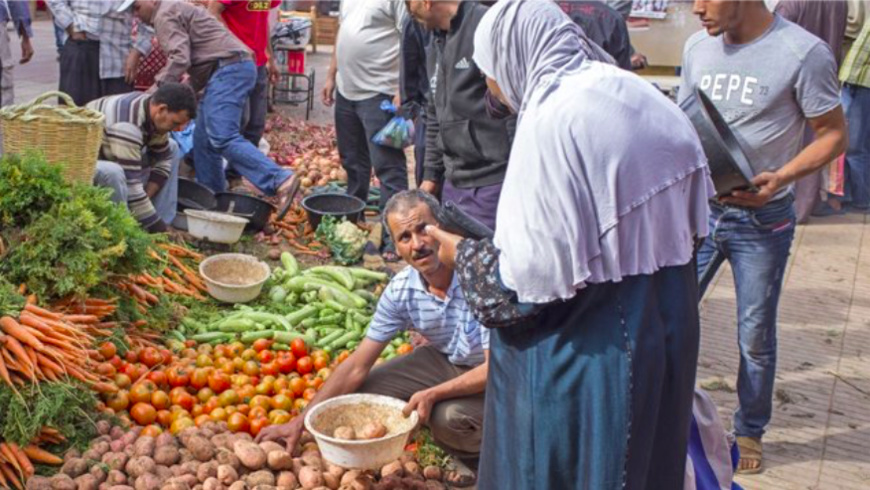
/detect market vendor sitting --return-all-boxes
[258,189,488,483]
[90,83,196,233]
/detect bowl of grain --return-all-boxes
[199,253,271,303]
[304,394,420,470]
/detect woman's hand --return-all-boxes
[424,225,463,270]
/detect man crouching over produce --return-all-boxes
[259,189,487,487]
[90,82,196,233]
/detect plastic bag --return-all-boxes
[372,100,415,149]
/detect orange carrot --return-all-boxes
[61,314,99,324]
[0,464,8,487]
[16,284,26,295]
[0,354,12,386]
[7,444,32,478]
[0,444,21,477]
[0,317,45,351]
[3,338,34,376]
[22,446,62,466]
[0,462,21,490]
[23,303,62,320]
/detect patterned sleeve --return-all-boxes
[103,122,166,232]
[455,238,545,328]
[365,281,410,343]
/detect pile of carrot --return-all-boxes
[124,243,208,308]
[0,429,64,489]
[272,206,330,258]
[0,304,102,388]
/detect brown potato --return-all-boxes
[357,423,387,440]
[332,426,355,440]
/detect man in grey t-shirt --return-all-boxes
[678,0,847,475]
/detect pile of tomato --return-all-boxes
[93,338,346,437]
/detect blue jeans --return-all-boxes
[840,84,870,209]
[696,196,796,438]
[194,60,292,195]
[242,65,269,146]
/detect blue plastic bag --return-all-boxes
[372,100,415,149]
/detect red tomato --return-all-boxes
[257,350,275,364]
[313,356,328,372]
[160,349,174,366]
[242,360,260,377]
[156,409,173,427]
[190,368,211,390]
[296,357,313,375]
[289,377,306,396]
[302,388,316,401]
[271,394,293,411]
[147,370,167,387]
[249,406,268,420]
[108,355,123,370]
[131,403,157,426]
[130,381,157,404]
[249,417,269,437]
[252,339,273,352]
[106,391,130,412]
[208,372,232,394]
[172,392,196,412]
[276,353,297,375]
[260,361,279,377]
[169,386,190,400]
[226,413,249,433]
[167,366,191,388]
[96,362,116,378]
[151,390,170,410]
[122,363,141,381]
[139,347,163,368]
[290,338,308,358]
[183,340,197,349]
[197,387,216,404]
[98,342,117,361]
[124,349,140,363]
[114,373,132,389]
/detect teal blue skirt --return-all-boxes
[478,263,700,490]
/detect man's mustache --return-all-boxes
[413,248,433,260]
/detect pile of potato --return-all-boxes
[25,422,447,490]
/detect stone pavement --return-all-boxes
[11,18,870,490]
[700,211,870,490]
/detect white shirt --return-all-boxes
[366,267,489,367]
[336,0,406,101]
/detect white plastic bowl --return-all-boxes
[198,253,270,303]
[185,209,248,244]
[304,394,419,470]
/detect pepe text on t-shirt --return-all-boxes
[678,14,841,196]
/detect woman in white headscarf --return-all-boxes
[424,0,715,488]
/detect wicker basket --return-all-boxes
[0,91,105,184]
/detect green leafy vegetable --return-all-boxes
[0,382,100,449]
[0,277,24,317]
[0,152,71,228]
[1,184,156,299]
[315,216,368,265]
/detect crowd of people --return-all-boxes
[0,0,868,489]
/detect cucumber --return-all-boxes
[348,268,388,283]
[273,331,316,346]
[328,331,362,350]
[317,330,346,347]
[241,330,276,343]
[270,286,287,304]
[217,318,256,333]
[281,251,300,277]
[191,332,233,343]
[182,317,208,333]
[285,305,318,326]
[309,266,355,290]
[324,300,348,313]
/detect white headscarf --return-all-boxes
[473,0,613,114]
[473,0,714,303]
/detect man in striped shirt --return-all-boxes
[259,190,487,485]
[90,83,197,232]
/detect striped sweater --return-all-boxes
[87,92,172,232]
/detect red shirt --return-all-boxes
[220,0,280,67]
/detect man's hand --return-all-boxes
[418,180,439,196]
[631,52,648,70]
[145,181,160,199]
[424,225,463,270]
[255,414,305,454]
[19,37,33,64]
[268,58,280,85]
[67,26,87,41]
[322,76,336,107]
[392,93,401,109]
[403,388,439,423]
[125,50,142,84]
[719,172,783,208]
